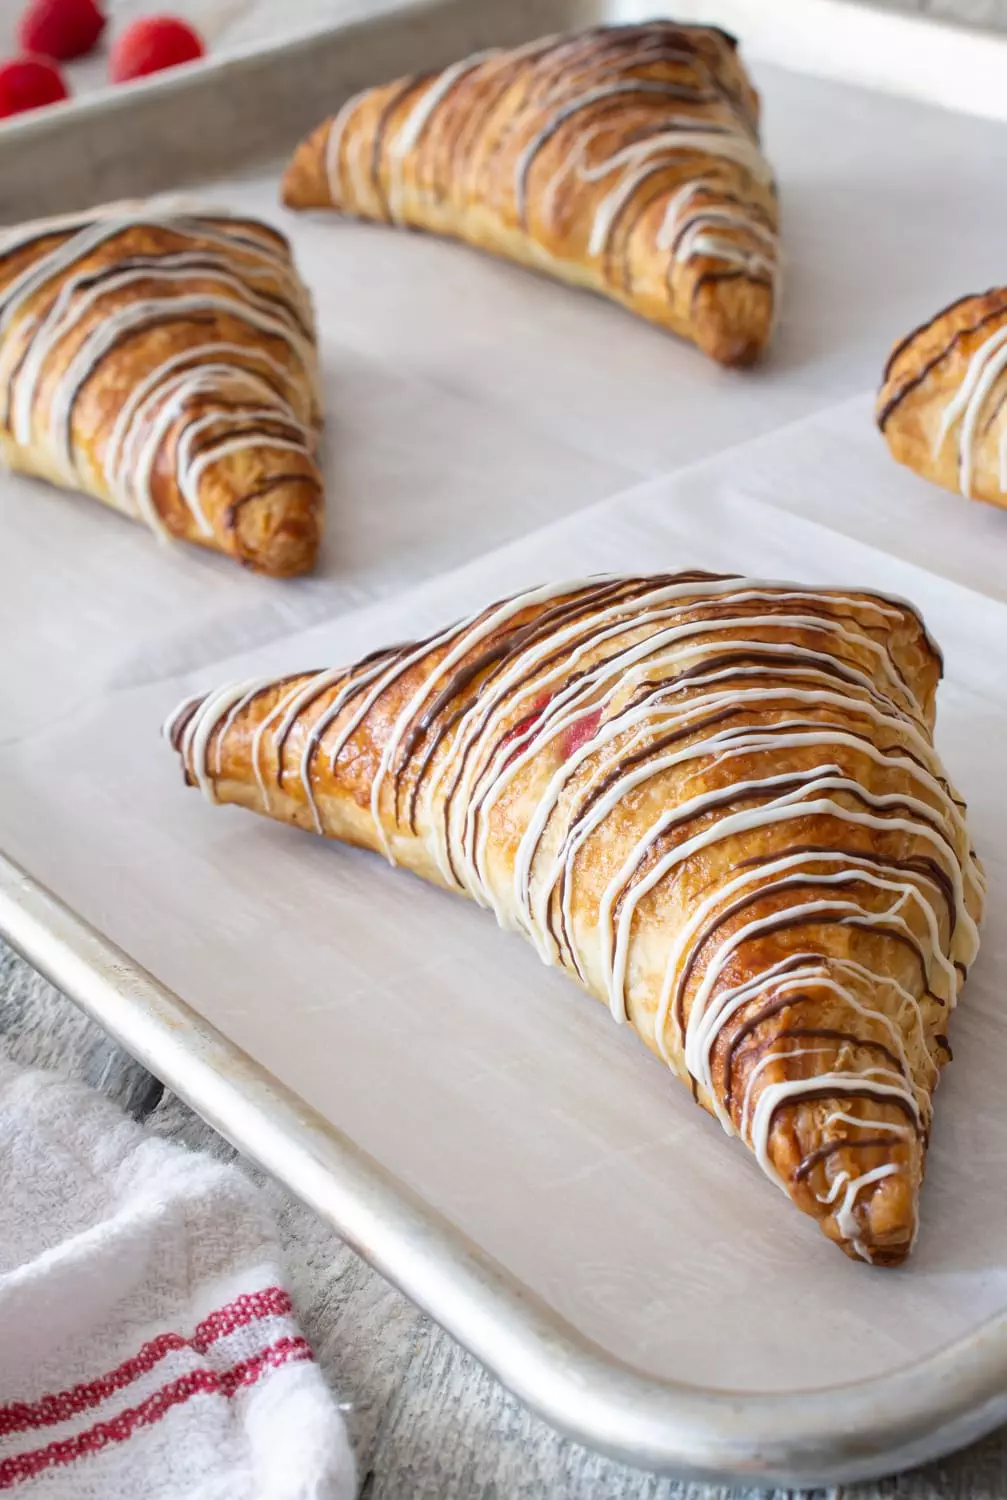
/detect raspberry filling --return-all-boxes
[498,697,603,769]
[559,706,603,760]
[499,693,551,768]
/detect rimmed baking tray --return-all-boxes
[3,0,1007,1484]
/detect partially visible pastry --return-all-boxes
[0,202,324,576]
[877,288,1007,512]
[282,22,780,367]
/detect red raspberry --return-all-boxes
[0,54,69,117]
[17,0,105,62]
[108,15,205,83]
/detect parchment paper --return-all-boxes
[2,58,1007,1394]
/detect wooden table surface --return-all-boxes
[3,1,1007,1494]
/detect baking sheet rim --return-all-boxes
[2,0,1007,151]
[3,848,1007,1486]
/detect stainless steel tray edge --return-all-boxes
[6,0,1007,224]
[3,846,1007,1487]
[0,0,606,223]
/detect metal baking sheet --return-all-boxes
[3,1,1007,1483]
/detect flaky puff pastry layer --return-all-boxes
[0,203,324,576]
[281,23,779,367]
[167,573,983,1264]
[877,288,1007,513]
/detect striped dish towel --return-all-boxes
[0,1058,355,1498]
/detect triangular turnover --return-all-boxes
[282,23,780,367]
[166,573,983,1262]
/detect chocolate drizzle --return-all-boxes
[793,1135,898,1184]
[737,844,958,932]
[512,77,728,221]
[877,295,1007,430]
[395,578,633,826]
[167,696,202,753]
[765,1082,919,1131]
[223,469,321,531]
[672,871,939,1041]
[881,290,992,381]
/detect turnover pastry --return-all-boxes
[282,23,780,367]
[166,572,982,1264]
[877,289,1007,512]
[0,203,324,576]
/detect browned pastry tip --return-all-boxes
[227,474,323,576]
[281,122,335,210]
[0,203,326,575]
[763,1073,921,1264]
[877,287,1007,513]
[691,270,774,367]
[167,573,983,1264]
[281,23,781,366]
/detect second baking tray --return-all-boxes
[3,0,1007,1484]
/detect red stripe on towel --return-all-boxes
[0,1336,312,1490]
[0,1287,295,1438]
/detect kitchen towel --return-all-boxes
[0,1056,356,1498]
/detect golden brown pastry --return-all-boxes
[877,289,1007,512]
[282,23,780,367]
[165,572,983,1264]
[0,202,324,576]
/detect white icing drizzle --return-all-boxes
[818,1170,851,1206]
[169,573,981,1253]
[691,963,932,1132]
[740,1045,844,1140]
[213,679,276,777]
[815,1158,909,1262]
[579,127,772,259]
[369,578,607,862]
[251,667,349,812]
[392,53,493,161]
[834,1163,902,1243]
[656,180,779,295]
[933,322,1007,498]
[821,1110,913,1140]
[0,208,317,541]
[506,31,778,284]
[384,52,496,223]
[163,692,204,749]
[175,679,268,802]
[749,1073,918,1191]
[325,91,368,202]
